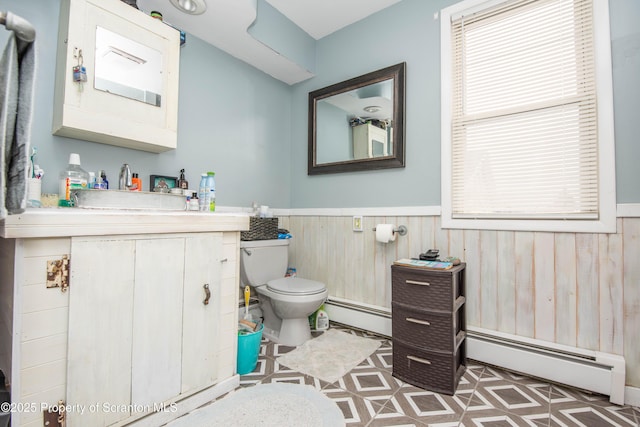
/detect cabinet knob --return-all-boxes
[220,258,228,263]
[203,283,211,305]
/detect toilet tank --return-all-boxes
[240,239,289,286]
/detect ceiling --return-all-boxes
[135,0,402,84]
[264,0,402,40]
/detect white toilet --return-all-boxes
[240,239,328,346]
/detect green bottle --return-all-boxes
[207,172,215,212]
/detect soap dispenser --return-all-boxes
[177,169,189,190]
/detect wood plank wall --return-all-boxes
[279,215,640,388]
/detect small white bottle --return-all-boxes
[189,192,199,211]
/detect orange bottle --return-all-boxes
[131,173,142,191]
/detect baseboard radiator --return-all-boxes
[324,299,626,405]
[467,327,626,405]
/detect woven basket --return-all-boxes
[241,217,279,241]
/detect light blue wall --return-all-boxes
[2,0,638,210]
[290,0,640,208]
[290,0,448,208]
[1,0,293,209]
[609,0,640,203]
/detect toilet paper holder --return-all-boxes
[372,225,407,236]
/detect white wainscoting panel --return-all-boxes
[280,213,640,389]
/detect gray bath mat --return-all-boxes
[276,328,382,384]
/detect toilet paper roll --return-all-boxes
[375,224,396,243]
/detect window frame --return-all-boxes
[440,0,616,233]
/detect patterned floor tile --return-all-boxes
[337,368,403,400]
[459,408,533,426]
[260,370,325,389]
[472,369,551,419]
[353,340,394,372]
[237,356,275,386]
[551,399,638,426]
[321,386,386,426]
[389,382,465,425]
[233,325,639,427]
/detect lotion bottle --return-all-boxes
[177,169,189,190]
[198,173,208,211]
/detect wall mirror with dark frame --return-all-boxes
[308,62,406,175]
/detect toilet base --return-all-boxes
[263,317,312,347]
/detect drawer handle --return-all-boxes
[406,317,430,326]
[406,279,430,286]
[407,355,432,365]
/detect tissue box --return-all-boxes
[241,217,279,241]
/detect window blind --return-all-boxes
[450,0,597,219]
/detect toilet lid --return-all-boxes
[266,277,326,296]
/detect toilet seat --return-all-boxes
[266,277,326,296]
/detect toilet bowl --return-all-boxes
[240,239,328,346]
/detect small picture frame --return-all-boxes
[149,175,177,192]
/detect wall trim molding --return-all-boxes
[275,206,442,217]
[617,203,640,217]
[242,203,640,218]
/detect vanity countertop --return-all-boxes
[0,208,251,238]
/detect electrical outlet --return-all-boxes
[353,216,363,232]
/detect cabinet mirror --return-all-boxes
[308,62,406,175]
[95,26,163,107]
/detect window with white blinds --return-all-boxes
[440,0,616,232]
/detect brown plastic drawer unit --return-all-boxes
[391,263,467,395]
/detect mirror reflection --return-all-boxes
[94,26,163,107]
[316,79,393,163]
[309,63,406,175]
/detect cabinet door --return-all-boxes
[181,233,224,393]
[67,237,136,427]
[131,237,185,406]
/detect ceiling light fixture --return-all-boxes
[363,106,381,113]
[170,0,207,15]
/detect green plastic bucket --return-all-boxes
[237,323,264,375]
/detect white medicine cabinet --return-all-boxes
[53,0,180,153]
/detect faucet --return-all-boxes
[119,163,132,190]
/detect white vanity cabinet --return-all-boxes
[53,0,180,153]
[0,211,248,427]
[67,233,228,426]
